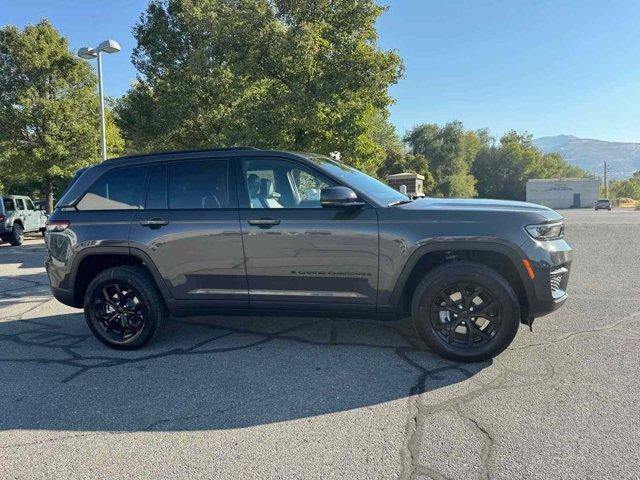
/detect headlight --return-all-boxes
[525,222,564,241]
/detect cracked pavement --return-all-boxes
[1,209,639,479]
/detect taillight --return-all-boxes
[0,214,6,222]
[45,220,70,232]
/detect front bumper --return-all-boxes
[521,237,573,318]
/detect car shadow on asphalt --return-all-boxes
[0,311,491,432]
[0,241,47,270]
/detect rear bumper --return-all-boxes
[46,258,79,308]
[50,285,77,308]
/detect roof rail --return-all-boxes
[104,147,260,162]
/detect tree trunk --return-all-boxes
[45,180,54,214]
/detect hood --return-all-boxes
[400,197,563,219]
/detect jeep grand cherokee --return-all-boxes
[45,148,572,362]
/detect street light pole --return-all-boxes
[96,51,107,161]
[78,40,121,162]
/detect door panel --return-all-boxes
[24,199,39,231]
[130,210,248,306]
[129,159,248,308]
[240,208,379,308]
[237,157,379,310]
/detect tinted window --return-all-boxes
[15,199,26,210]
[26,199,35,211]
[242,158,334,209]
[77,166,146,210]
[2,199,15,212]
[146,164,168,210]
[168,159,234,209]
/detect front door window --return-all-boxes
[241,158,334,209]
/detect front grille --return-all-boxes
[550,266,568,294]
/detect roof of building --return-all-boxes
[387,172,425,180]
[527,177,599,183]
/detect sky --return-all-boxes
[2,0,640,143]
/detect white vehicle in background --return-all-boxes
[0,195,48,246]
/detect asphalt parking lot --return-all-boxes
[1,208,639,479]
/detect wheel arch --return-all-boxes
[390,239,535,320]
[70,247,172,307]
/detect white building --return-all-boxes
[526,178,600,209]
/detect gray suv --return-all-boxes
[45,148,572,361]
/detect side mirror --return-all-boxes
[320,186,365,208]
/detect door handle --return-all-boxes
[140,218,170,228]
[248,218,281,227]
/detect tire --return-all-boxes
[83,266,169,350]
[411,261,521,362]
[8,223,24,246]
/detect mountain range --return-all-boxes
[533,135,640,179]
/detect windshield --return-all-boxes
[305,155,408,206]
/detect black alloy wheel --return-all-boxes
[412,261,521,362]
[84,266,168,350]
[91,282,147,344]
[430,283,501,348]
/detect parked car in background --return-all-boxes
[0,195,48,246]
[45,148,572,362]
[594,199,612,211]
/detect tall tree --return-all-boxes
[116,0,403,174]
[404,121,478,198]
[0,21,123,211]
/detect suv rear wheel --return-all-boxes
[8,223,24,246]
[83,266,168,350]
[411,261,521,362]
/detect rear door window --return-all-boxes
[15,199,26,210]
[77,166,146,210]
[168,159,236,209]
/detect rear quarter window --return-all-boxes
[77,166,146,211]
[2,199,14,213]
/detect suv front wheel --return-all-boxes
[411,261,521,362]
[84,266,168,350]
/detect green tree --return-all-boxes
[115,0,403,174]
[0,21,124,211]
[404,121,477,198]
[609,171,640,201]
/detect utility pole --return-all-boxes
[604,161,608,198]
